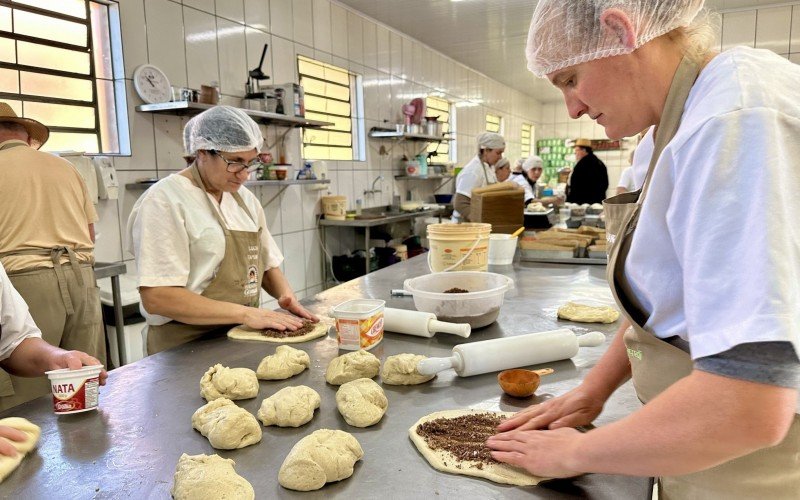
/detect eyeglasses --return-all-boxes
[209,150,261,174]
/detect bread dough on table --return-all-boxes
[325,350,380,385]
[381,353,435,385]
[227,316,333,343]
[336,378,388,428]
[257,386,320,427]
[171,453,254,500]
[191,398,262,450]
[557,302,619,324]
[409,409,546,486]
[256,345,310,380]
[200,364,259,402]
[278,429,363,491]
[0,417,40,483]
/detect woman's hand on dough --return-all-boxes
[497,386,605,432]
[243,307,306,331]
[47,349,108,386]
[0,426,27,457]
[278,295,319,322]
[486,427,584,478]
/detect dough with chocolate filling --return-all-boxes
[258,386,320,427]
[409,409,546,486]
[557,302,619,324]
[256,345,310,380]
[200,364,259,402]
[192,398,262,450]
[278,429,363,491]
[227,316,333,343]
[0,417,40,483]
[381,353,434,385]
[171,453,254,500]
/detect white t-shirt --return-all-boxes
[630,126,655,189]
[510,173,535,202]
[127,174,283,326]
[617,167,637,192]
[625,47,800,359]
[0,262,41,361]
[453,155,497,221]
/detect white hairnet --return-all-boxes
[476,132,505,150]
[183,105,263,155]
[512,158,525,173]
[493,158,510,171]
[522,155,543,172]
[526,0,705,77]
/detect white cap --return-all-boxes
[183,105,263,155]
[522,155,543,172]
[476,132,505,150]
[493,158,510,171]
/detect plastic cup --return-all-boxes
[45,365,103,414]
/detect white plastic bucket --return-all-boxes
[331,299,385,350]
[488,234,518,265]
[427,223,491,272]
[45,365,103,414]
[322,195,347,220]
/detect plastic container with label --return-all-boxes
[331,299,385,350]
[45,365,103,414]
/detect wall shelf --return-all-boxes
[368,128,452,142]
[125,178,330,191]
[135,101,334,128]
[393,175,453,181]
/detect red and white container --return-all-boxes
[331,299,385,351]
[45,365,103,414]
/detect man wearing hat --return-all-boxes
[0,102,104,410]
[453,132,506,222]
[566,138,608,204]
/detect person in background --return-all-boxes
[566,138,609,203]
[511,155,543,203]
[616,152,637,194]
[0,103,104,410]
[128,106,317,355]
[0,261,107,420]
[493,157,511,183]
[617,128,654,194]
[452,132,505,222]
[488,1,800,497]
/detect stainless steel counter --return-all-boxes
[317,208,441,228]
[0,256,648,499]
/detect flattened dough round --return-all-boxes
[557,302,619,324]
[381,353,434,385]
[0,417,40,483]
[336,378,387,427]
[227,316,333,343]
[278,429,363,491]
[409,409,546,486]
[171,453,254,500]
[256,345,310,380]
[258,386,320,427]
[200,364,259,402]
[325,350,380,385]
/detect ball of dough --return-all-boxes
[325,350,380,385]
[380,353,435,385]
[171,453,254,500]
[278,429,363,491]
[257,386,320,427]
[200,364,259,402]
[0,417,40,483]
[192,398,262,450]
[336,378,388,427]
[256,345,310,380]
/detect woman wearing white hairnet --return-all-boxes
[452,132,505,222]
[128,106,317,354]
[493,157,511,183]
[488,1,800,496]
[510,155,543,204]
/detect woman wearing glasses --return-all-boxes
[127,106,317,354]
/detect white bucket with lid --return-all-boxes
[45,365,103,414]
[488,234,518,265]
[331,299,385,350]
[322,195,347,220]
[427,223,491,272]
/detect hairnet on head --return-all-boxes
[183,105,263,155]
[522,155,543,172]
[476,132,505,150]
[493,158,510,170]
[526,0,705,77]
[512,158,525,173]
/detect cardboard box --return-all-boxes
[470,182,524,234]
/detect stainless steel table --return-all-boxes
[0,256,648,499]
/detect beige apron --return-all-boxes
[146,165,267,354]
[604,57,800,499]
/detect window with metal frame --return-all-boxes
[0,0,128,154]
[485,113,502,134]
[521,123,533,158]
[425,95,453,161]
[298,55,363,161]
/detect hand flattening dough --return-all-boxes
[171,453,254,500]
[336,378,388,427]
[200,364,259,402]
[381,353,435,385]
[325,350,380,385]
[227,316,334,343]
[191,398,262,450]
[0,417,40,483]
[278,429,363,491]
[557,302,619,324]
[256,345,310,380]
[257,386,320,427]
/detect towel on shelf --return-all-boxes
[59,152,99,204]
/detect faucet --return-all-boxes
[364,175,384,196]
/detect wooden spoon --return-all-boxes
[497,368,554,398]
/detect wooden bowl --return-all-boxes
[497,368,553,398]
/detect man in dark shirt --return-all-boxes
[566,138,609,204]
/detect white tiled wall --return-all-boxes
[96,0,543,302]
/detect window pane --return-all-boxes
[0,68,19,93]
[90,3,112,79]
[43,132,98,153]
[0,38,15,63]
[18,41,90,74]
[3,99,22,115]
[328,130,351,146]
[0,7,11,30]
[23,101,95,128]
[97,78,119,152]
[329,147,352,160]
[20,72,92,100]
[13,10,87,46]
[13,0,86,19]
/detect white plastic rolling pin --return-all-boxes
[383,308,471,338]
[416,329,606,377]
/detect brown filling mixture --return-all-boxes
[443,287,469,293]
[260,320,316,338]
[416,413,504,467]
